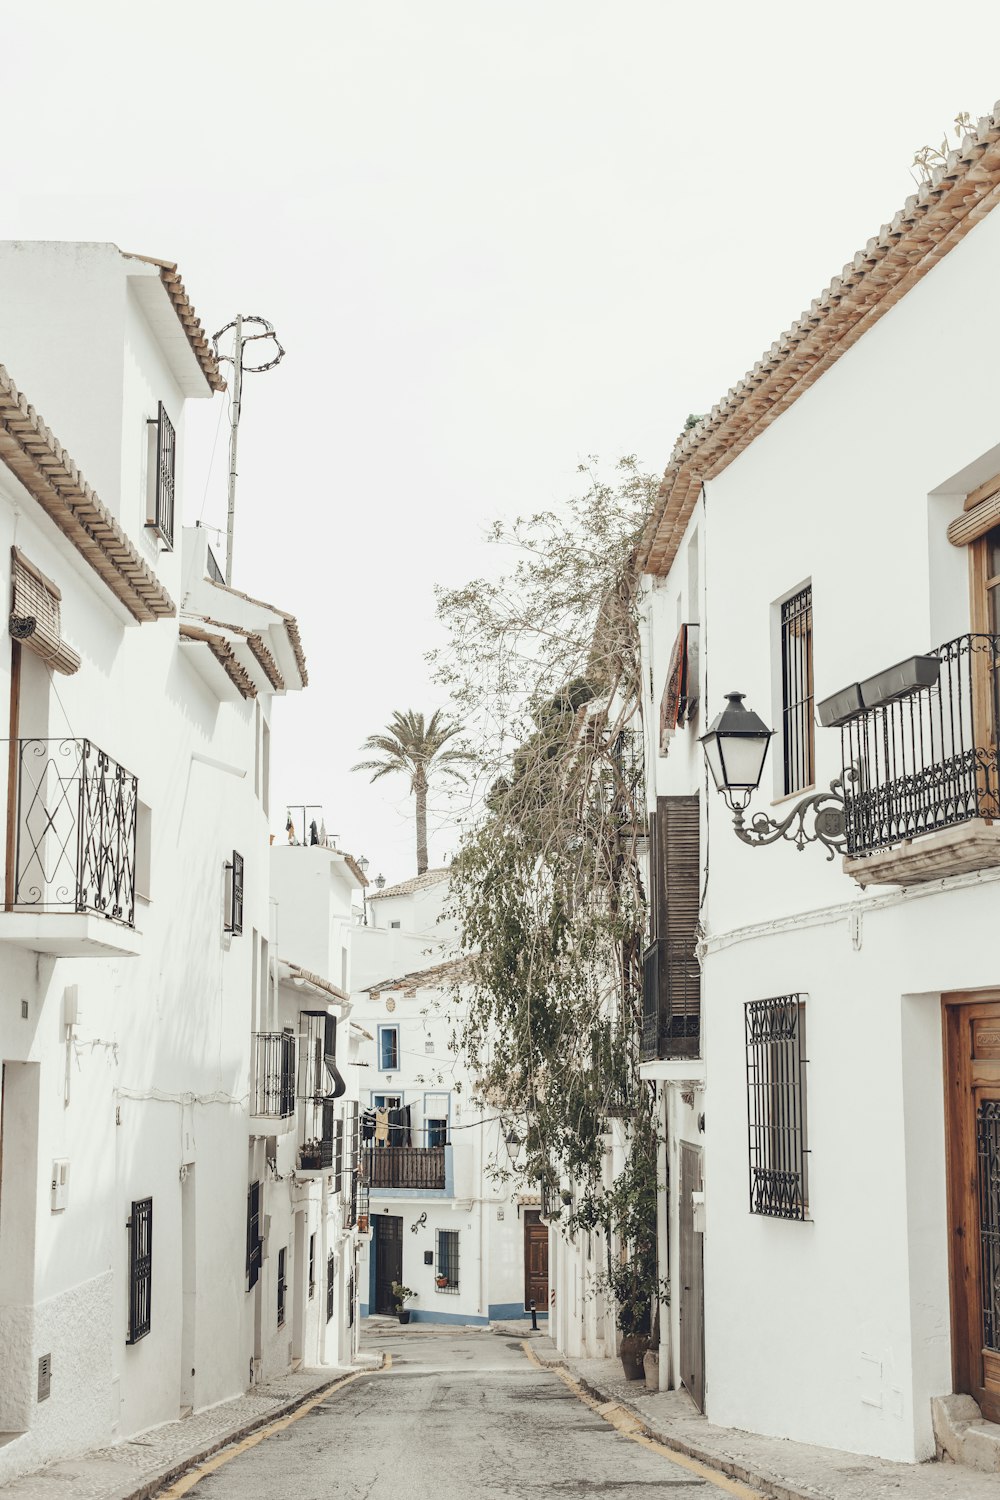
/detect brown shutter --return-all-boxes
[657,795,701,1053]
[948,492,1000,547]
[9,547,81,675]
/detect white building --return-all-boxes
[351,869,547,1325]
[637,107,1000,1466]
[0,241,309,1483]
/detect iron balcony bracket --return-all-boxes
[731,773,854,860]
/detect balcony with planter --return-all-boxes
[1,737,142,955]
[248,1030,296,1136]
[640,937,701,1064]
[822,634,1000,885]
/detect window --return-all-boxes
[326,1251,336,1322]
[309,1233,316,1299]
[435,1229,460,1292]
[276,1246,286,1327]
[780,586,814,795]
[426,1119,448,1148]
[745,996,808,1220]
[379,1025,399,1072]
[246,1181,263,1290]
[389,920,401,929]
[972,525,1000,737]
[424,1092,449,1146]
[126,1197,153,1343]
[333,1118,344,1194]
[146,401,176,549]
[225,852,244,936]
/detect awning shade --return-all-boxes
[9,547,80,675]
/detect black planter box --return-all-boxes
[859,655,940,710]
[817,682,864,728]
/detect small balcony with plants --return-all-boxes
[640,937,701,1064]
[1,737,142,956]
[820,634,1000,885]
[248,1029,297,1136]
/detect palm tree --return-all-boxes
[353,710,474,875]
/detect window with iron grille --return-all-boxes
[276,1246,287,1327]
[226,852,244,935]
[746,996,808,1221]
[333,1118,344,1194]
[309,1233,316,1299]
[435,1229,460,1292]
[126,1197,153,1343]
[146,402,176,549]
[780,586,814,796]
[348,1271,355,1328]
[326,1252,336,1322]
[246,1181,263,1290]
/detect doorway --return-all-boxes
[679,1141,705,1413]
[523,1209,548,1312]
[373,1214,403,1314]
[944,994,1000,1422]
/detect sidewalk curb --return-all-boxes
[118,1359,384,1500]
[530,1350,821,1500]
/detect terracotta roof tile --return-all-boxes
[370,868,450,900]
[122,254,225,393]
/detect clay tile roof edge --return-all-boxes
[121,253,225,393]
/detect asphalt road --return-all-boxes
[166,1326,747,1499]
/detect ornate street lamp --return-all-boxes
[700,692,850,859]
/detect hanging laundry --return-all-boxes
[374,1107,389,1146]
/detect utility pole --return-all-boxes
[211,315,285,586]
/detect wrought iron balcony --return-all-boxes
[360,1145,447,1191]
[640,937,700,1062]
[251,1031,296,1120]
[6,738,137,926]
[840,634,1000,864]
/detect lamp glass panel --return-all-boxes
[718,733,771,791]
[702,734,727,791]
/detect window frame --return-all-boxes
[246,1181,263,1290]
[276,1245,287,1327]
[378,1024,400,1073]
[435,1228,460,1293]
[777,584,815,798]
[145,401,176,550]
[745,995,809,1221]
[126,1196,153,1343]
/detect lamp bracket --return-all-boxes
[731,773,854,860]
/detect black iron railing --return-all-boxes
[252,1031,296,1119]
[7,738,137,924]
[360,1145,446,1191]
[640,937,700,1061]
[841,634,1000,857]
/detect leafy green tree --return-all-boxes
[353,709,473,874]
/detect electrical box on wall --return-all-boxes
[51,1159,69,1212]
[423,1250,433,1265]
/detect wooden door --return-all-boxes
[523,1210,548,1311]
[373,1214,403,1314]
[679,1142,705,1412]
[945,995,1000,1422]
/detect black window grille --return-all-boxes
[206,541,224,584]
[126,1197,153,1343]
[781,587,814,795]
[746,997,808,1221]
[226,851,244,935]
[276,1246,286,1327]
[435,1229,460,1292]
[252,1030,296,1118]
[147,402,176,549]
[348,1271,355,1328]
[326,1252,336,1322]
[309,1233,316,1299]
[333,1118,344,1194]
[977,1100,1000,1353]
[246,1181,263,1290]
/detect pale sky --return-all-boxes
[3,2,999,881]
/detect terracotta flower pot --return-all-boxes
[619,1332,650,1381]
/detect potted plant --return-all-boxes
[435,1273,450,1289]
[391,1281,416,1324]
[299,1138,324,1170]
[604,1258,653,1379]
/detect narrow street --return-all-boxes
[158,1328,754,1499]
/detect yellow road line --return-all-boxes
[521,1341,764,1499]
[157,1357,390,1498]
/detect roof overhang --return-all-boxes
[279,960,351,1007]
[0,365,175,622]
[121,252,225,397]
[640,106,1000,579]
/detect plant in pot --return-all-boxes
[435,1273,450,1289]
[391,1281,416,1324]
[299,1137,324,1170]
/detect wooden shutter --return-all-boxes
[9,548,80,675]
[246,1181,262,1289]
[655,796,701,1055]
